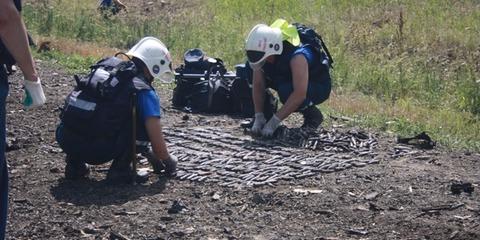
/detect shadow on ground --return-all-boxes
[50,177,168,206]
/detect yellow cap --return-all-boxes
[270,19,300,46]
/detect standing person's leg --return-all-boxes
[0,66,10,240]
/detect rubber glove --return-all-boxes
[146,150,177,177]
[23,78,46,108]
[261,114,281,137]
[163,154,177,177]
[251,112,266,135]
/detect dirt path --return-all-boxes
[4,61,480,240]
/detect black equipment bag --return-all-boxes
[230,63,277,119]
[172,48,233,113]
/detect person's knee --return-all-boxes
[316,85,331,104]
[276,84,292,104]
[58,130,117,165]
[306,79,331,105]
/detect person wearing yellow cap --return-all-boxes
[245,19,331,137]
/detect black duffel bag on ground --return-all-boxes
[172,48,234,114]
[230,63,277,119]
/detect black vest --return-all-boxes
[14,0,22,11]
[0,0,22,65]
[262,41,329,89]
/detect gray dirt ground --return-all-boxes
[4,58,480,240]
[6,1,480,239]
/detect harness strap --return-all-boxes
[131,92,137,178]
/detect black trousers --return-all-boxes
[56,123,132,171]
[0,65,10,239]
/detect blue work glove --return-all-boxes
[23,78,46,108]
[261,114,281,137]
[251,112,266,135]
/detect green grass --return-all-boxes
[23,0,480,151]
[33,50,97,74]
[322,94,480,151]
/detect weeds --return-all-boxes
[22,0,480,150]
[34,50,96,74]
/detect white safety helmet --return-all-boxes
[127,36,173,83]
[245,24,283,70]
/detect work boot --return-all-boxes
[106,166,135,184]
[64,156,90,180]
[301,106,324,130]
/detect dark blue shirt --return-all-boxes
[292,44,315,65]
[262,42,329,86]
[14,0,21,11]
[99,0,112,7]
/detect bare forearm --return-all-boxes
[151,131,170,161]
[0,3,37,81]
[276,55,309,120]
[145,118,170,161]
[252,71,266,113]
[276,91,305,120]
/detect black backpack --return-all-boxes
[172,48,233,113]
[60,56,150,139]
[293,23,334,68]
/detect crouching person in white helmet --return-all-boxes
[246,19,332,137]
[55,37,177,184]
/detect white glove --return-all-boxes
[23,78,46,108]
[261,114,281,137]
[251,112,266,135]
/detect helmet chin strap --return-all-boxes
[142,67,154,82]
[266,55,276,63]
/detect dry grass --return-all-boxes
[35,36,122,59]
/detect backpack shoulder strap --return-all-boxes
[132,76,153,91]
[92,56,124,69]
[83,57,122,88]
[14,0,22,12]
[293,23,334,67]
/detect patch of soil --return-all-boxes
[4,56,480,240]
[98,0,203,21]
